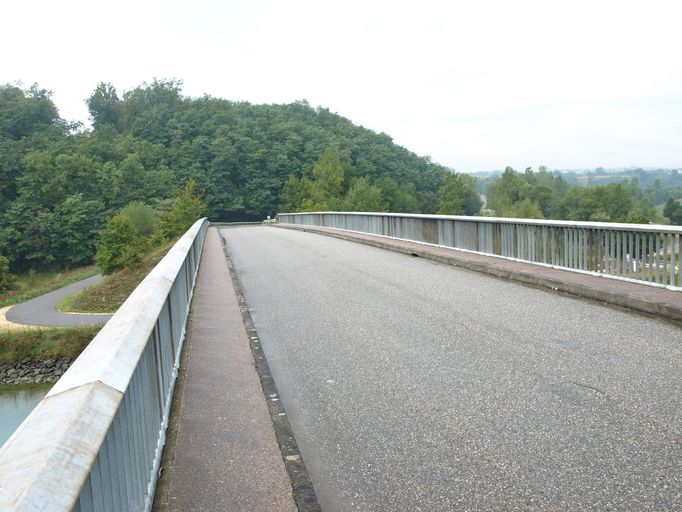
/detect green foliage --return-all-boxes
[59,242,172,314]
[6,78,678,274]
[0,326,100,364]
[158,179,206,240]
[508,198,544,219]
[0,266,98,308]
[280,175,314,213]
[485,167,529,215]
[484,166,663,223]
[120,201,158,237]
[87,82,121,129]
[0,84,60,140]
[437,173,482,216]
[1,79,453,272]
[664,198,682,225]
[377,178,420,213]
[281,146,425,215]
[96,214,147,274]
[342,177,387,212]
[312,147,344,201]
[0,255,17,293]
[57,194,106,267]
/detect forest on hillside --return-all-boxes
[1,80,680,276]
[0,80,451,272]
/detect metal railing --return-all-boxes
[210,221,267,227]
[278,212,682,290]
[0,218,209,511]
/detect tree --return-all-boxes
[485,167,528,215]
[0,84,59,140]
[0,255,17,293]
[280,175,314,212]
[120,202,158,237]
[114,154,147,207]
[342,177,387,212]
[87,82,121,129]
[437,173,482,216]
[508,198,544,219]
[377,178,420,213]
[95,214,146,274]
[664,198,682,225]
[2,79,460,271]
[158,179,206,240]
[56,194,105,267]
[312,147,344,201]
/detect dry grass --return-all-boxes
[58,243,173,313]
[0,326,101,364]
[0,266,99,309]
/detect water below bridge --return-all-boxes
[0,384,51,447]
[221,226,682,512]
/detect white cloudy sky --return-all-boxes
[2,0,681,172]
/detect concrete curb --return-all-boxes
[219,230,322,512]
[274,224,682,324]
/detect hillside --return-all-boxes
[0,80,450,271]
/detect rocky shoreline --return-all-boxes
[0,358,72,385]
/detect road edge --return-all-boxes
[219,231,322,512]
[274,224,682,325]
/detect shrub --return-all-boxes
[0,255,17,293]
[120,201,158,237]
[157,179,206,240]
[96,214,147,274]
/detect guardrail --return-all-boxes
[0,218,209,511]
[278,212,682,290]
[210,221,267,227]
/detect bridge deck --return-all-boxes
[153,228,296,511]
[276,223,682,322]
[221,225,682,512]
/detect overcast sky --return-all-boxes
[3,0,681,172]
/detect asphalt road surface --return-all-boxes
[221,226,682,512]
[6,275,112,327]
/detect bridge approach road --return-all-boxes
[221,226,682,512]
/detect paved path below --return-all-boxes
[222,225,682,512]
[156,228,296,511]
[5,275,111,327]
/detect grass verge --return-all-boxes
[0,266,99,309]
[0,326,101,364]
[58,243,173,314]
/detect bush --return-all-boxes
[0,255,17,293]
[120,201,158,237]
[96,214,147,274]
[158,179,206,240]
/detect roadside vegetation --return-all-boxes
[0,326,100,364]
[2,80,681,293]
[59,178,205,313]
[58,242,173,313]
[0,265,98,309]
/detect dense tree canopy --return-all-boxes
[1,79,679,274]
[483,166,668,224]
[0,80,452,271]
[437,173,481,216]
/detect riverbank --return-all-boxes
[0,358,72,385]
[0,326,100,384]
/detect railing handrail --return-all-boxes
[279,211,682,234]
[0,218,209,511]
